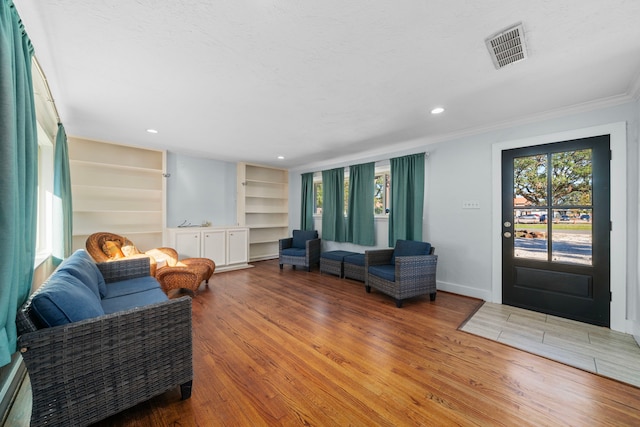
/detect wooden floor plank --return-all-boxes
[13,259,640,426]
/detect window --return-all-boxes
[313,167,390,217]
[34,120,54,265]
[374,170,390,216]
[313,180,322,214]
[32,58,58,266]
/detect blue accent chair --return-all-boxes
[279,230,321,272]
[365,240,437,307]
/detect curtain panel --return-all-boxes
[321,168,346,242]
[300,172,314,231]
[0,0,38,366]
[389,153,425,247]
[346,162,375,245]
[53,123,73,262]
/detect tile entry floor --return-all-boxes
[460,302,640,388]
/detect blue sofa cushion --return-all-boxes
[369,265,396,282]
[281,247,307,257]
[391,240,431,265]
[101,287,168,314]
[31,272,105,327]
[103,276,163,299]
[344,253,365,266]
[292,230,318,249]
[58,249,107,298]
[321,250,358,261]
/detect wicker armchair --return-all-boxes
[86,232,158,273]
[365,240,437,308]
[279,230,321,272]
[86,232,215,295]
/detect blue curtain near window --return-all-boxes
[321,168,346,242]
[0,0,38,367]
[389,153,425,247]
[53,123,72,262]
[300,172,314,231]
[346,162,375,245]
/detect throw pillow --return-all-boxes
[121,243,140,257]
[102,240,124,259]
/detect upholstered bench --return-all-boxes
[343,253,365,282]
[320,250,359,278]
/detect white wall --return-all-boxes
[166,152,237,227]
[289,101,640,333]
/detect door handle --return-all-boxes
[503,231,512,238]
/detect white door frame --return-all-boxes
[491,122,627,332]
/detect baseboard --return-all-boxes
[436,280,491,302]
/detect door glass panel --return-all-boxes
[514,154,547,207]
[512,149,594,265]
[514,209,547,260]
[551,149,592,206]
[551,208,592,265]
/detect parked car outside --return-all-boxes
[560,215,571,222]
[516,215,539,224]
[580,214,591,221]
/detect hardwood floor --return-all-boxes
[13,259,640,426]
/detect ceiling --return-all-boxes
[14,0,640,169]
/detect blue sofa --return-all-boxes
[16,249,193,427]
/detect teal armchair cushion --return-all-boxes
[292,230,318,249]
[391,240,431,265]
[58,249,107,298]
[31,272,105,327]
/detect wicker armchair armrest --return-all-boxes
[395,254,438,283]
[279,237,293,251]
[18,296,193,427]
[307,238,321,264]
[96,256,151,283]
[365,249,394,266]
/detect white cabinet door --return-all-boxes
[174,231,201,258]
[202,229,226,266]
[227,228,248,265]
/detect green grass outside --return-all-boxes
[515,223,591,231]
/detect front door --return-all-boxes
[502,135,610,326]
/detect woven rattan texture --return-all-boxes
[320,258,343,277]
[343,262,365,282]
[366,249,438,305]
[279,237,321,271]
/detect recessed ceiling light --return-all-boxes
[431,107,445,115]
[146,128,158,134]
[277,155,285,160]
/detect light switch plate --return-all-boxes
[462,200,480,209]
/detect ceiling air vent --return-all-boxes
[485,23,527,69]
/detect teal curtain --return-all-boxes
[389,153,425,247]
[321,168,346,242]
[0,0,38,366]
[300,172,314,231]
[346,162,375,245]
[53,123,73,262]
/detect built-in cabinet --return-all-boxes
[237,163,289,261]
[69,137,165,252]
[166,226,250,272]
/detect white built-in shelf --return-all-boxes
[69,137,165,252]
[237,163,289,262]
